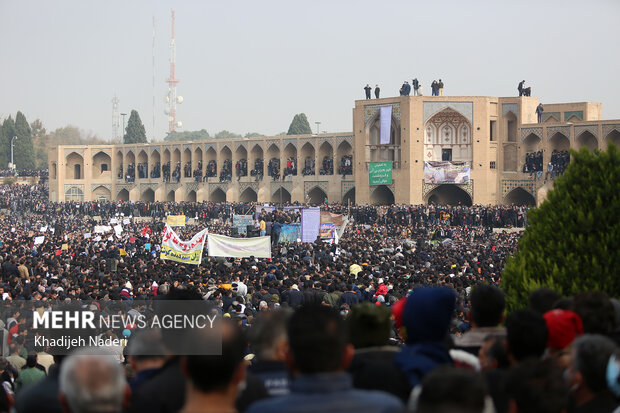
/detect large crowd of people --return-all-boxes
[0,181,617,413]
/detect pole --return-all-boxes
[121,113,127,140]
[10,136,17,168]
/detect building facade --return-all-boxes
[49,95,620,205]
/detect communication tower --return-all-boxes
[165,9,183,132]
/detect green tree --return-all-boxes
[30,119,48,169]
[13,111,35,170]
[244,132,265,138]
[164,129,211,142]
[214,130,241,140]
[287,113,312,135]
[0,116,16,169]
[124,110,147,144]
[501,144,620,311]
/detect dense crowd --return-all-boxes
[0,170,47,178]
[0,183,617,413]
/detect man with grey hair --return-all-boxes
[59,348,129,413]
[565,334,618,412]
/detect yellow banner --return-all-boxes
[167,215,186,227]
[160,245,203,265]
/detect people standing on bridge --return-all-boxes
[536,103,544,123]
[518,80,526,96]
[412,78,420,96]
[431,80,438,96]
[374,85,380,99]
[438,79,444,96]
[364,84,372,99]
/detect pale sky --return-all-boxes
[1,0,619,141]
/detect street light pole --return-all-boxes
[315,122,321,134]
[121,113,127,141]
[10,136,17,169]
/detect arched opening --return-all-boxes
[239,187,257,203]
[162,149,171,182]
[307,186,327,205]
[283,143,297,177]
[504,188,536,206]
[125,151,136,182]
[425,185,472,206]
[503,145,517,171]
[211,188,226,203]
[235,145,248,178]
[273,187,291,204]
[115,150,124,179]
[370,185,394,205]
[51,163,57,180]
[150,150,161,179]
[166,190,175,202]
[220,146,232,181]
[117,189,129,202]
[342,187,355,205]
[250,144,264,178]
[267,144,280,179]
[65,186,84,202]
[137,150,148,179]
[92,186,111,201]
[187,190,197,203]
[301,142,316,176]
[205,147,217,178]
[606,130,620,147]
[577,131,598,151]
[92,151,111,178]
[424,108,472,162]
[141,188,155,202]
[523,133,541,152]
[550,132,570,151]
[194,147,203,179]
[65,152,84,180]
[318,142,334,175]
[368,111,401,164]
[505,111,517,142]
[337,141,353,176]
[183,148,192,178]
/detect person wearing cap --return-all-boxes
[394,287,456,390]
[543,309,583,370]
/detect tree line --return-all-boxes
[0,110,315,169]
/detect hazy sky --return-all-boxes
[1,0,619,141]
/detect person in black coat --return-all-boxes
[374,85,380,99]
[285,284,304,309]
[364,84,372,99]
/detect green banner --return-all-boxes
[368,161,393,185]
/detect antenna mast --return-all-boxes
[152,16,156,141]
[165,9,182,133]
[112,95,120,141]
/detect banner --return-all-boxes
[301,207,321,243]
[424,161,470,184]
[34,236,45,245]
[160,224,208,265]
[380,105,392,144]
[232,215,254,235]
[368,161,393,185]
[208,234,271,258]
[319,223,336,239]
[167,215,186,227]
[320,211,344,227]
[279,223,301,244]
[255,205,274,218]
